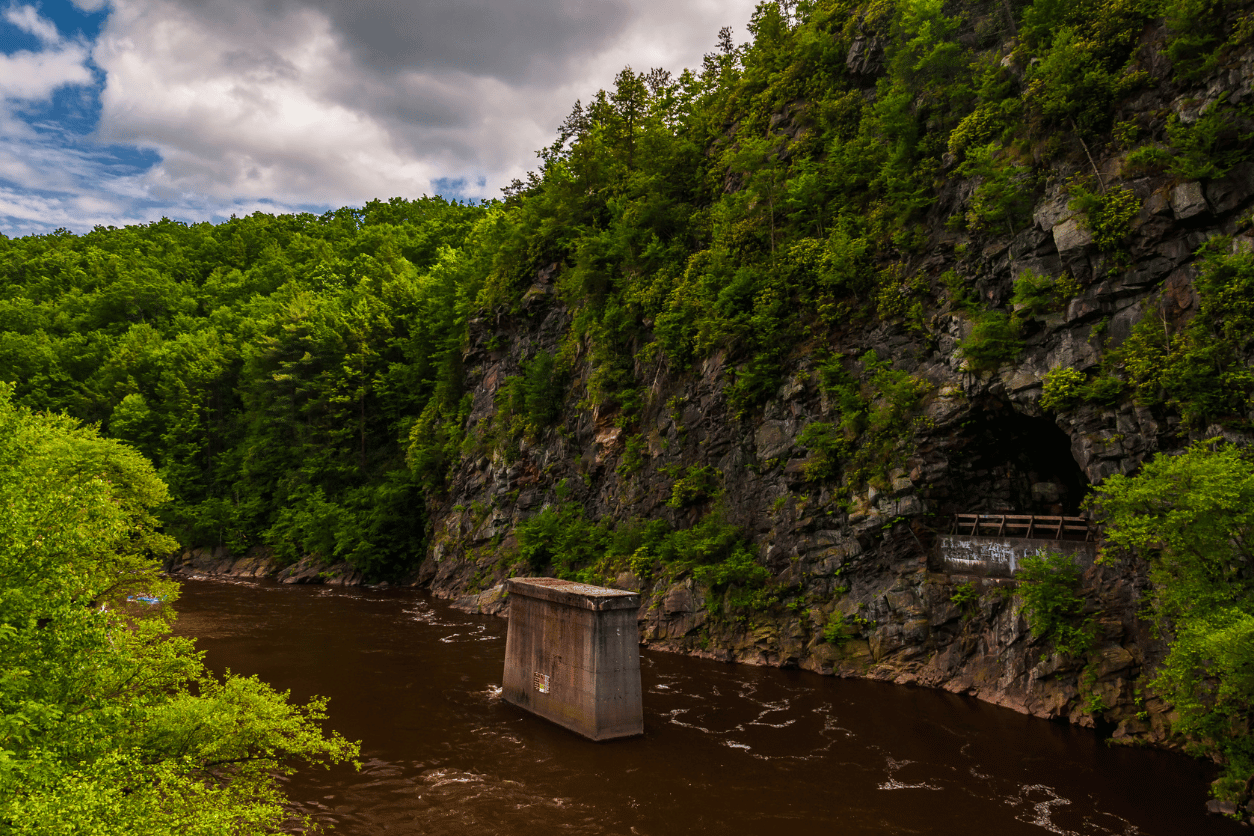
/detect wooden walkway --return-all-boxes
[950,513,1094,541]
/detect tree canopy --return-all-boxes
[1091,442,1254,799]
[0,387,359,834]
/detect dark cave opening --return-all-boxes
[946,397,1091,516]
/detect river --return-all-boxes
[172,578,1240,835]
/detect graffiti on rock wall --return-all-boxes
[936,536,1096,577]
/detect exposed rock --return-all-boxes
[845,36,884,77]
[1205,162,1254,214]
[1052,218,1093,258]
[1170,182,1209,220]
[452,584,510,616]
[164,547,365,587]
[755,419,794,460]
[1206,799,1238,817]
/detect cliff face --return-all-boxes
[416,30,1254,747]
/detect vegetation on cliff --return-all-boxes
[0,388,358,833]
[1092,441,1254,800]
[3,0,1250,570]
[2,0,1254,807]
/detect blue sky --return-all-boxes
[0,0,758,237]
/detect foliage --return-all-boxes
[514,504,606,577]
[1164,102,1254,181]
[2,0,1254,816]
[1016,550,1096,657]
[822,616,850,645]
[959,310,1023,372]
[0,199,487,577]
[1041,366,1086,410]
[496,350,567,439]
[961,143,1040,234]
[1116,241,1254,427]
[668,465,724,508]
[1041,365,1127,411]
[803,350,930,487]
[950,581,981,616]
[512,500,774,615]
[1068,181,1141,254]
[1089,442,1254,800]
[616,433,648,476]
[798,420,846,480]
[691,544,775,613]
[2,0,1246,588]
[1011,269,1080,317]
[1164,0,1232,75]
[0,388,358,834]
[1121,143,1173,176]
[1020,0,1158,136]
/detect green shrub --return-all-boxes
[948,100,1022,158]
[961,143,1040,233]
[959,310,1023,372]
[822,615,854,646]
[1016,550,1095,657]
[805,351,930,487]
[1041,366,1086,410]
[1115,242,1254,426]
[797,421,845,480]
[873,264,929,331]
[1012,270,1080,317]
[1082,374,1125,404]
[1122,144,1172,176]
[692,544,775,613]
[1165,0,1229,75]
[950,581,980,617]
[1165,103,1254,181]
[940,268,978,311]
[616,433,647,476]
[1068,181,1140,253]
[668,465,723,508]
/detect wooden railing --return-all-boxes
[950,513,1093,542]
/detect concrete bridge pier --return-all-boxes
[501,578,643,741]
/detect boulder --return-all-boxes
[663,583,694,616]
[1170,182,1209,219]
[1052,218,1093,258]
[1205,799,1238,817]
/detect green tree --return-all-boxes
[0,387,358,834]
[1090,442,1254,801]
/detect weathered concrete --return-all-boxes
[501,578,643,741]
[936,535,1097,577]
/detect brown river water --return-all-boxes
[172,578,1242,836]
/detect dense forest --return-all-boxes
[3,0,1254,821]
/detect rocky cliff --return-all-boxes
[159,8,1254,815]
[416,28,1254,758]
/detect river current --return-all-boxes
[172,578,1240,835]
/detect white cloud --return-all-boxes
[95,0,763,201]
[0,44,93,100]
[4,3,63,45]
[2,0,762,235]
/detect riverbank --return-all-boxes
[165,547,370,587]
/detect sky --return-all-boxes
[0,0,761,237]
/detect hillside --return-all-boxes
[3,0,1254,812]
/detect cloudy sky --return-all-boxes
[0,0,759,236]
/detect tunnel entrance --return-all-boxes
[946,396,1090,516]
